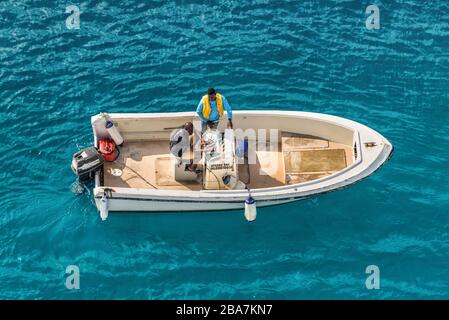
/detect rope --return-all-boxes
[113,148,158,189]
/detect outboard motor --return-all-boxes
[71,146,104,181]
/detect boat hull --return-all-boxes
[91,110,393,214]
[94,196,300,212]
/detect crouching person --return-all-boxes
[169,122,198,172]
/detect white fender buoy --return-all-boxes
[244,196,257,222]
[105,120,124,147]
[99,194,109,221]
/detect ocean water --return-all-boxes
[1,0,448,299]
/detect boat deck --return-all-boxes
[102,133,353,190]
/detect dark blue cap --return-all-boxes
[245,196,255,204]
[222,175,231,185]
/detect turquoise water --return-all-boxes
[1,0,449,299]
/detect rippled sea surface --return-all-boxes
[1,0,449,299]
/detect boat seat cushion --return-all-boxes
[284,149,347,173]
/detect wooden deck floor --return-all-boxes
[103,133,353,190]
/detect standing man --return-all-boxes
[196,88,233,132]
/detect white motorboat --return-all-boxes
[74,110,393,220]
